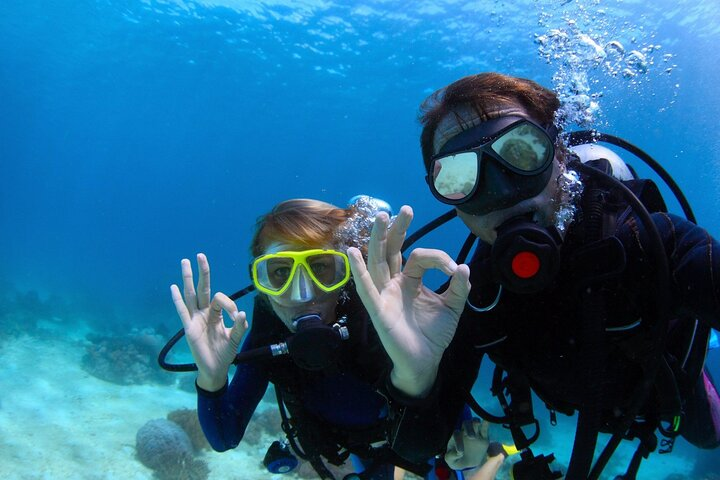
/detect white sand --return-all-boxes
[0,329,289,480]
[0,325,704,480]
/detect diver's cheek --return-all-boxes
[457,209,500,244]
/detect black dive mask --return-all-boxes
[490,215,563,294]
[284,313,349,370]
[427,116,557,216]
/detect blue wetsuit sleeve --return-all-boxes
[623,212,720,330]
[196,341,269,451]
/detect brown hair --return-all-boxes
[250,199,352,257]
[419,72,561,169]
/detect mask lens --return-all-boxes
[255,257,295,293]
[432,151,479,200]
[490,122,552,172]
[306,253,348,289]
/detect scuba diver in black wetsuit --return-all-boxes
[347,72,720,480]
[165,197,469,480]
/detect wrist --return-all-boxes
[389,366,439,399]
[196,372,228,392]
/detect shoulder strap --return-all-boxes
[620,178,667,215]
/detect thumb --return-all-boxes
[229,311,248,348]
[444,264,470,316]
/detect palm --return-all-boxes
[184,305,238,376]
[378,280,457,366]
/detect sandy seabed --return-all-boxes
[0,327,288,480]
[0,323,710,480]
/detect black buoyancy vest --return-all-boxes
[248,296,393,467]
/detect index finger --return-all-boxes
[402,247,458,279]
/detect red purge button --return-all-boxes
[511,251,540,279]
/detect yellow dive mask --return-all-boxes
[251,249,350,296]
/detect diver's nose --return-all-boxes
[290,265,315,302]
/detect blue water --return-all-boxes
[2,0,719,478]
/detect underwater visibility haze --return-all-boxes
[1,0,719,478]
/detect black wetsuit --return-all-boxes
[415,183,720,458]
[195,294,432,478]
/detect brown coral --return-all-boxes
[167,408,211,452]
[136,418,209,480]
[81,329,173,385]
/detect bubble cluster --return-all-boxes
[534,2,675,128]
[554,167,584,234]
[334,195,394,252]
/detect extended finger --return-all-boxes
[196,253,211,309]
[181,258,198,313]
[443,264,471,317]
[347,247,382,319]
[402,248,458,280]
[367,212,392,288]
[386,206,412,277]
[170,284,192,329]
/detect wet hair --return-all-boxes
[250,199,352,257]
[419,72,561,169]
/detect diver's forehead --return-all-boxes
[263,242,331,255]
[264,242,290,255]
[432,105,531,155]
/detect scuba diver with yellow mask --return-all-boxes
[165,197,497,480]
